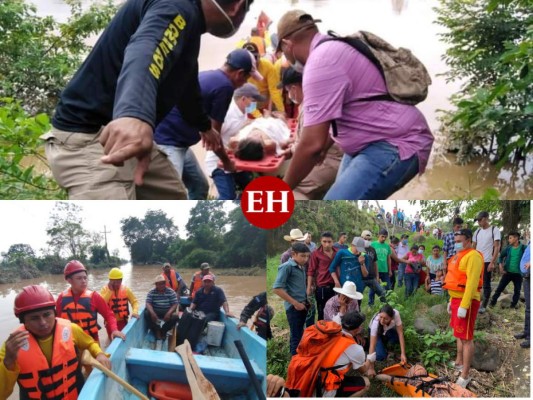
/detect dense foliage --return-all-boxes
[435,0,532,166]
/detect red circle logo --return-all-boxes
[241,176,295,229]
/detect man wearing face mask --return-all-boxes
[443,229,484,389]
[155,48,262,199]
[277,10,434,200]
[205,82,266,199]
[280,67,343,200]
[43,0,254,200]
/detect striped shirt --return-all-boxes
[146,287,178,317]
[429,279,443,296]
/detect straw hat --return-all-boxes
[333,281,363,300]
[284,228,308,242]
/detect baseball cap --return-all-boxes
[200,262,210,270]
[154,275,166,284]
[361,230,372,239]
[202,274,215,281]
[234,83,267,102]
[454,229,473,239]
[277,66,302,88]
[226,49,263,81]
[277,10,322,51]
[474,211,489,221]
[351,237,366,253]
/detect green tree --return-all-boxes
[46,201,91,259]
[186,201,227,249]
[435,0,532,167]
[1,243,36,266]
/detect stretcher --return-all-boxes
[218,118,297,173]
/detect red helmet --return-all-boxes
[64,260,87,279]
[14,285,56,317]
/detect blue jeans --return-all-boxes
[373,327,400,361]
[211,168,253,200]
[397,263,406,288]
[158,145,208,200]
[324,141,419,200]
[404,273,419,297]
[364,278,387,305]
[286,306,307,356]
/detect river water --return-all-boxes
[0,265,264,399]
[31,0,531,198]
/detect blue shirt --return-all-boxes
[154,69,234,147]
[329,249,368,293]
[146,287,178,318]
[193,286,227,314]
[520,244,530,275]
[273,259,307,310]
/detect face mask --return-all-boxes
[245,101,257,114]
[209,0,237,38]
[288,91,300,105]
[418,249,424,254]
[291,59,305,73]
[454,242,464,251]
[402,240,408,245]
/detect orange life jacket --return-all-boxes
[60,288,99,340]
[190,271,204,297]
[107,285,130,321]
[16,318,83,400]
[443,248,484,292]
[163,269,179,291]
[286,321,355,397]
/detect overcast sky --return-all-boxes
[0,201,237,259]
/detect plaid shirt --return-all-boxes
[442,231,456,260]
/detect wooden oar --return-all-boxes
[176,340,220,400]
[80,351,149,400]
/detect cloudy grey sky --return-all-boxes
[0,201,237,259]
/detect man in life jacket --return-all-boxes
[443,228,484,389]
[0,285,111,400]
[190,262,215,298]
[162,262,186,295]
[100,267,140,338]
[285,311,372,397]
[56,260,125,344]
[237,292,272,340]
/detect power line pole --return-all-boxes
[101,225,111,266]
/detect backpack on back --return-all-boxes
[285,320,349,397]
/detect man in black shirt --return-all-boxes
[43,0,254,199]
[190,274,235,323]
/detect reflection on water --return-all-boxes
[32,0,530,198]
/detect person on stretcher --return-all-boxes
[228,115,293,160]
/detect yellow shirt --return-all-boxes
[100,285,140,321]
[448,249,484,309]
[248,58,284,112]
[0,322,106,399]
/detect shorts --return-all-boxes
[449,297,480,340]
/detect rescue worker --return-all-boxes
[0,285,111,399]
[162,262,186,294]
[56,260,125,344]
[237,292,272,340]
[443,228,484,388]
[190,262,215,298]
[100,267,140,338]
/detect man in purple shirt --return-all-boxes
[276,10,434,200]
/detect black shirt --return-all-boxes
[53,0,210,133]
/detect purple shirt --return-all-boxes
[302,33,434,173]
[323,294,360,323]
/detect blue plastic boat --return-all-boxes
[79,297,266,400]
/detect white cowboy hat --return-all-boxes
[333,281,363,300]
[283,228,309,242]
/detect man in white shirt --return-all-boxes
[473,211,501,313]
[205,83,266,199]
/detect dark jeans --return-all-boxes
[370,327,399,361]
[315,285,336,321]
[482,262,492,307]
[366,277,387,305]
[390,270,397,290]
[397,263,406,288]
[524,276,530,339]
[490,272,523,306]
[212,169,253,200]
[286,306,307,355]
[404,273,419,297]
[144,310,179,336]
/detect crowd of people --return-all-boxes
[270,210,531,396]
[0,260,269,399]
[40,0,434,200]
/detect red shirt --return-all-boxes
[308,246,338,287]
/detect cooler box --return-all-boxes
[206,321,225,347]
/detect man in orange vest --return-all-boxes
[190,262,215,297]
[0,285,111,399]
[56,260,126,344]
[162,262,186,294]
[443,228,484,389]
[100,267,140,337]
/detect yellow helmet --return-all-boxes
[108,267,123,280]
